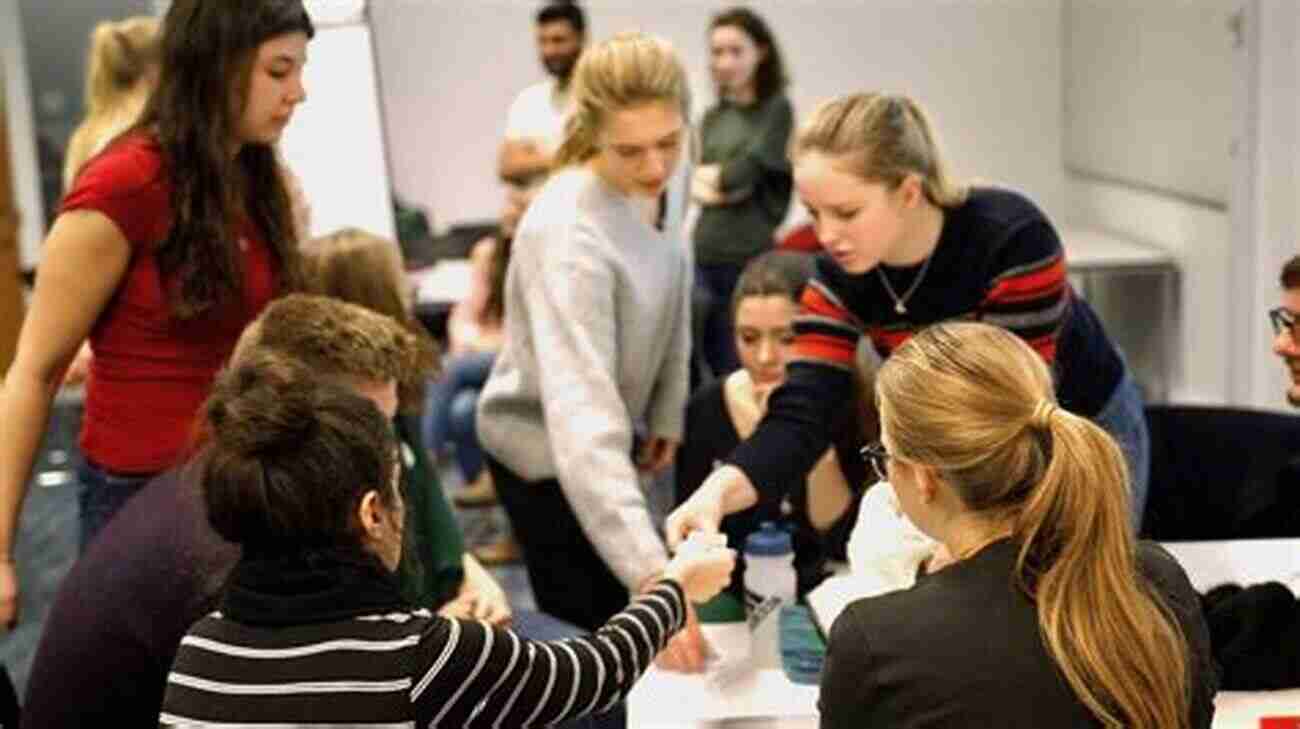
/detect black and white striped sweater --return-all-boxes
[160,581,685,727]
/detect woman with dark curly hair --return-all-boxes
[0,0,314,626]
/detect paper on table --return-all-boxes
[628,623,818,724]
[806,483,935,633]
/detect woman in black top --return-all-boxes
[160,351,735,727]
[678,251,867,599]
[818,322,1215,729]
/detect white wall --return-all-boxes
[1063,0,1239,406]
[372,0,1065,231]
[1,0,45,269]
[1065,178,1231,404]
[1228,0,1300,411]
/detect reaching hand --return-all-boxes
[655,603,711,673]
[442,557,513,625]
[663,531,734,604]
[636,436,679,474]
[665,481,725,550]
[0,561,18,630]
[61,341,92,388]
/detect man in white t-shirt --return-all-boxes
[498,1,586,188]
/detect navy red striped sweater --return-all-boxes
[731,187,1125,500]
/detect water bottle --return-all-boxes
[744,522,796,669]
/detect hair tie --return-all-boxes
[1031,399,1058,430]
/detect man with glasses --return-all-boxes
[1269,255,1300,407]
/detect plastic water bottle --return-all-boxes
[744,522,796,669]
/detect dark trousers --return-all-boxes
[696,262,746,379]
[486,454,629,632]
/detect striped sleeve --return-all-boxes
[977,220,1069,363]
[728,262,861,502]
[790,277,863,372]
[411,580,686,728]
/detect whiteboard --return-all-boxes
[278,16,395,241]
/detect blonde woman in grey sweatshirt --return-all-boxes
[477,33,706,668]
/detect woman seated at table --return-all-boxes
[678,251,867,599]
[160,353,735,726]
[819,322,1216,729]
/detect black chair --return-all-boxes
[1142,405,1300,541]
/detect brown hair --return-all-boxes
[64,16,161,188]
[553,32,691,168]
[730,250,813,317]
[242,293,437,394]
[1281,255,1300,289]
[792,92,968,208]
[200,348,399,550]
[709,6,789,102]
[138,0,313,319]
[875,322,1190,729]
[302,229,440,413]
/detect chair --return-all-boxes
[1142,405,1300,541]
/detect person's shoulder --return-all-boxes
[511,79,556,111]
[76,132,166,193]
[956,186,1050,231]
[517,168,587,234]
[1136,541,1199,601]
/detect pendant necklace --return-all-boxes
[876,252,935,315]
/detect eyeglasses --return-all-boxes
[860,441,891,482]
[1269,307,1300,337]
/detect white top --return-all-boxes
[477,165,692,591]
[503,78,572,155]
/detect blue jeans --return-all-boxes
[512,610,627,729]
[1092,370,1150,531]
[76,459,155,552]
[422,351,495,481]
[696,263,746,378]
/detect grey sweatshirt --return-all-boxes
[477,166,692,590]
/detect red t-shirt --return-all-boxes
[61,134,279,473]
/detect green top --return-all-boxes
[395,416,466,609]
[693,93,795,265]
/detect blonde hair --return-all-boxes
[875,322,1189,729]
[793,92,967,208]
[302,228,439,414]
[64,16,161,189]
[553,31,691,168]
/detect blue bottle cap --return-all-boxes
[744,521,793,556]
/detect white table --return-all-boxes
[628,623,818,729]
[1060,227,1179,402]
[1163,539,1300,729]
[628,540,1300,729]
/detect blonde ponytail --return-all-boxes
[1017,407,1190,729]
[552,32,690,169]
[793,92,967,208]
[876,322,1190,729]
[65,16,161,188]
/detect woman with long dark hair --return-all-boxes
[691,6,794,377]
[0,0,313,626]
